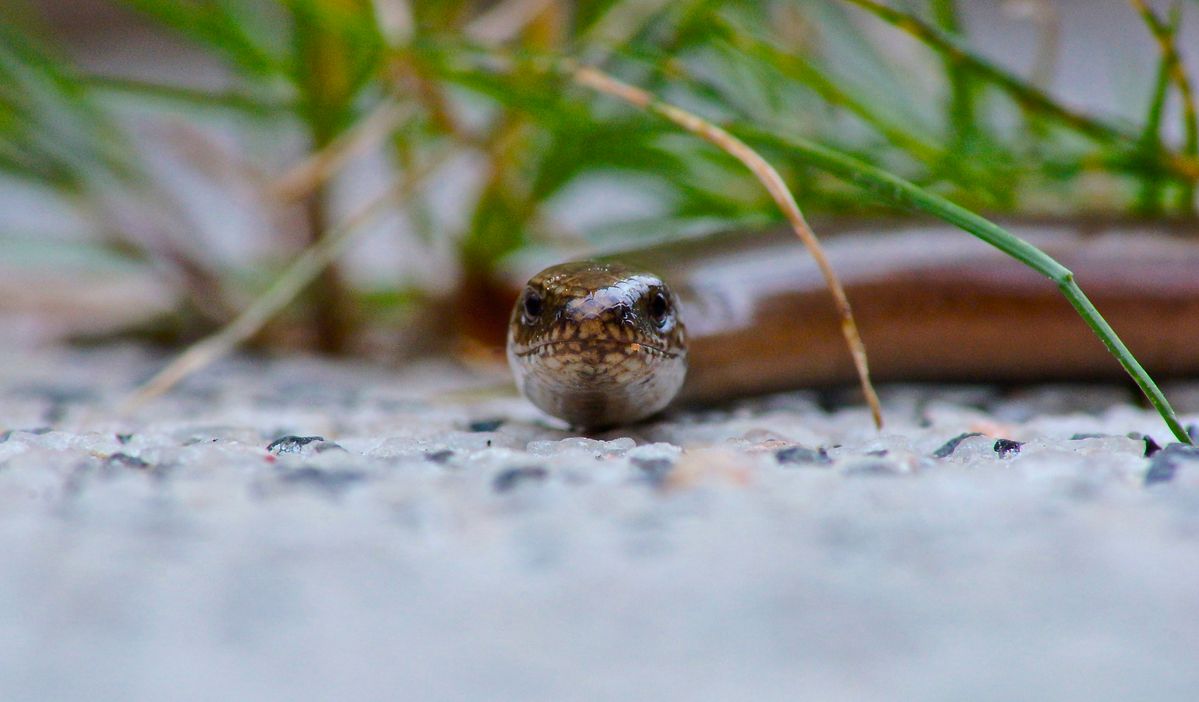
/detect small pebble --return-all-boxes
[631,457,674,485]
[468,419,504,432]
[1144,444,1199,486]
[775,446,831,466]
[1127,432,1163,458]
[493,466,547,493]
[425,449,455,465]
[267,435,326,455]
[843,460,901,477]
[993,439,1024,459]
[932,432,983,458]
[105,453,150,470]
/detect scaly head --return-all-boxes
[507,261,688,428]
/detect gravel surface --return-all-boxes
[2,345,1199,701]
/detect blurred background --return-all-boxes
[2,0,1196,364]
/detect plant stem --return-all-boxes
[1129,0,1198,214]
[270,99,413,201]
[303,184,354,353]
[711,18,943,165]
[118,147,444,413]
[840,0,1199,181]
[1136,32,1173,215]
[292,7,357,353]
[735,124,1194,444]
[930,0,976,149]
[80,74,290,116]
[570,64,885,429]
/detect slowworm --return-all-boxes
[506,221,1199,427]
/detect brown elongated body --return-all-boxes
[588,220,1199,403]
[505,220,1199,425]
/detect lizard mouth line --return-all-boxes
[515,339,677,359]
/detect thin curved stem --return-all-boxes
[569,63,885,429]
[735,125,1193,444]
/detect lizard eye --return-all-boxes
[522,289,543,323]
[647,290,671,327]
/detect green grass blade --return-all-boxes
[1129,0,1197,213]
[1134,10,1176,214]
[840,0,1199,183]
[840,0,1124,142]
[710,17,943,164]
[119,0,286,78]
[930,0,978,148]
[734,123,1193,444]
[81,74,293,116]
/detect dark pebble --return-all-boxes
[775,445,832,466]
[279,467,366,493]
[3,428,53,442]
[993,439,1024,458]
[116,433,133,445]
[105,453,150,470]
[493,466,547,493]
[931,432,983,458]
[843,461,900,477]
[266,435,326,455]
[1128,432,1163,458]
[425,449,455,465]
[866,449,889,457]
[468,419,505,432]
[1144,444,1199,486]
[814,388,867,413]
[631,457,674,484]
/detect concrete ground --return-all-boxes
[2,344,1198,701]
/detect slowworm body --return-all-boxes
[507,221,1199,427]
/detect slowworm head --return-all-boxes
[507,261,687,428]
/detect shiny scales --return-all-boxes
[507,261,687,428]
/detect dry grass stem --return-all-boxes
[118,149,444,414]
[570,64,884,429]
[269,100,414,202]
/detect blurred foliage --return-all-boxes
[1,0,1197,350]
